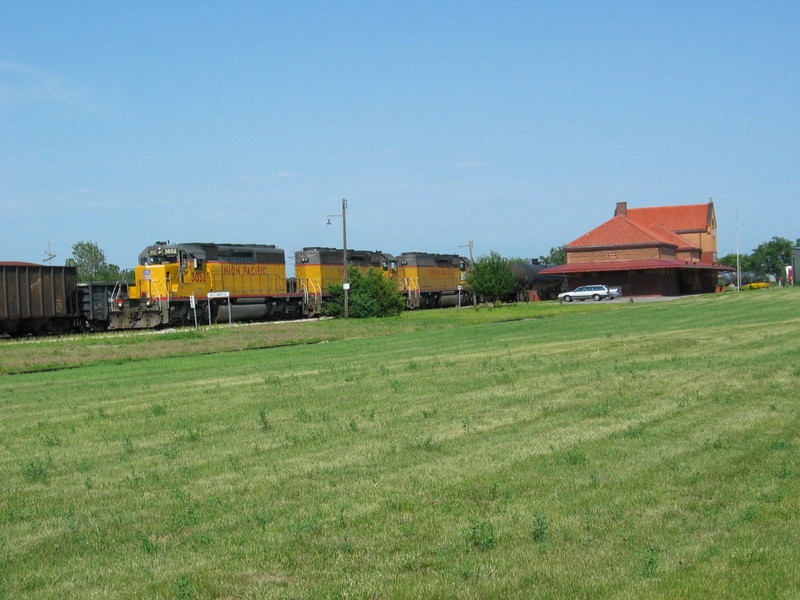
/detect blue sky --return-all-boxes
[2,1,798,270]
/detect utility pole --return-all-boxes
[327,198,349,318]
[736,207,741,291]
[43,242,56,264]
[459,241,476,306]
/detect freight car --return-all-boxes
[0,263,116,336]
[1,262,77,336]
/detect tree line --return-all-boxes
[718,236,795,282]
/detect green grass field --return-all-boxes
[1,291,798,599]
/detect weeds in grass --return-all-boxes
[465,518,496,551]
[531,512,549,543]
[172,575,194,600]
[135,530,157,554]
[40,433,62,447]
[258,409,272,431]
[408,437,443,452]
[178,427,202,442]
[769,440,793,452]
[20,454,55,483]
[151,404,167,416]
[635,546,660,576]
[252,509,272,528]
[561,448,588,466]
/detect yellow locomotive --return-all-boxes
[396,252,469,308]
[110,242,302,329]
[295,247,396,314]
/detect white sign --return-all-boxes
[342,283,351,290]
[208,291,230,298]
[189,294,196,308]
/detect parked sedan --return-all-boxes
[558,285,621,302]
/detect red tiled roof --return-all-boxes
[648,224,697,250]
[626,203,711,232]
[569,216,658,247]
[567,216,698,250]
[541,259,730,274]
[0,261,45,266]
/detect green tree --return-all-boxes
[324,267,405,318]
[467,251,516,303]
[66,241,131,282]
[750,236,793,280]
[539,244,567,265]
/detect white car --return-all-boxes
[558,285,621,302]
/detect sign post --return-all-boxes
[207,291,232,326]
[189,294,198,327]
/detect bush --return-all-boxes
[324,267,406,318]
[466,251,516,303]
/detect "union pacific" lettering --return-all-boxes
[220,264,272,276]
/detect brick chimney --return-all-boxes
[615,201,628,217]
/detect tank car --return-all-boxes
[510,260,567,301]
[108,242,303,329]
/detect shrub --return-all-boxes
[324,267,406,318]
[466,251,516,303]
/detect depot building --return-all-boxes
[541,201,731,297]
